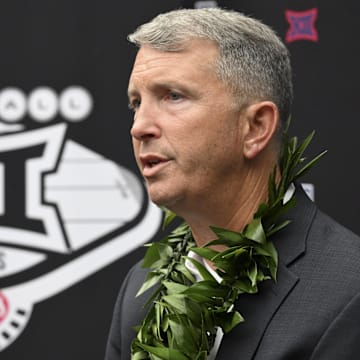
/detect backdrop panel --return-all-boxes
[0,1,359,359]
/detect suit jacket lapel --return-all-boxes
[216,185,317,359]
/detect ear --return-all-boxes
[242,101,279,160]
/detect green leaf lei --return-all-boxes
[131,124,327,360]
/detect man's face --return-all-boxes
[128,40,247,214]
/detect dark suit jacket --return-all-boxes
[105,187,360,359]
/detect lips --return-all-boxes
[140,154,171,177]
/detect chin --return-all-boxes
[147,188,182,212]
[147,188,170,206]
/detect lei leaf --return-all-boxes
[131,123,326,359]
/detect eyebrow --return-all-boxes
[127,80,190,99]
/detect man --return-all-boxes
[106,8,360,359]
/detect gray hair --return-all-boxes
[128,8,293,126]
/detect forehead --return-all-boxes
[128,40,220,94]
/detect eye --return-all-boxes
[165,91,184,102]
[128,98,141,112]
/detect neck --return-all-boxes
[184,160,277,248]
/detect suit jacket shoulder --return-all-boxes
[106,186,360,360]
[220,187,360,359]
[105,262,149,360]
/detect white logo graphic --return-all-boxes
[59,86,93,121]
[0,86,93,124]
[28,87,59,123]
[0,118,162,350]
[0,88,27,123]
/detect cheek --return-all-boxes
[195,123,240,166]
[132,139,141,163]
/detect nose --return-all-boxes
[130,101,161,141]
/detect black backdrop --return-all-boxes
[0,1,359,359]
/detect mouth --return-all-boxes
[140,154,171,176]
